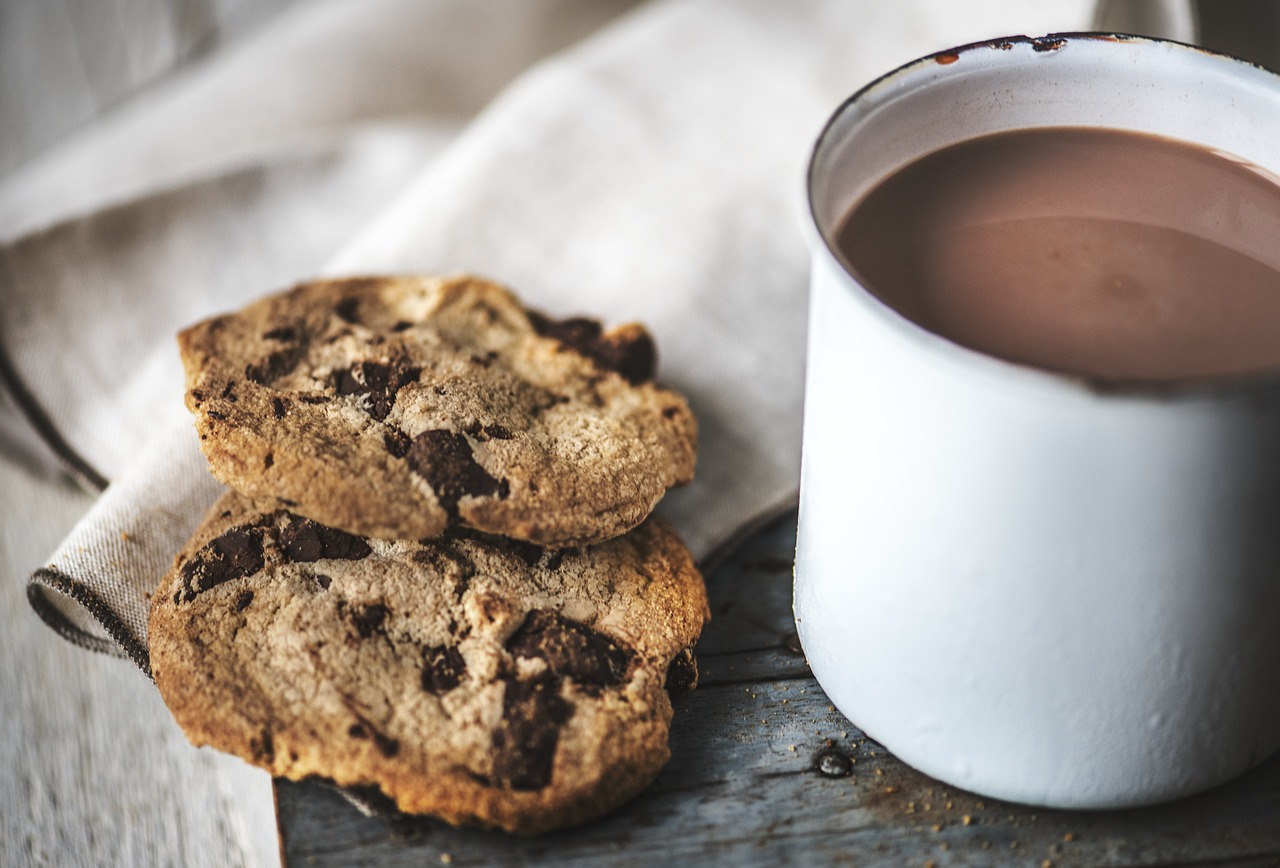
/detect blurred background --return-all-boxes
[2,0,298,180]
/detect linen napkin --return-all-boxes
[6,0,1095,674]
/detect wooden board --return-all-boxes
[276,510,1280,867]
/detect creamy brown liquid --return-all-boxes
[837,127,1280,381]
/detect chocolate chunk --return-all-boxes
[245,345,305,385]
[280,522,321,562]
[405,430,506,518]
[262,325,298,342]
[350,603,389,639]
[491,674,572,790]
[527,312,657,384]
[333,360,421,421]
[271,397,287,419]
[506,610,633,689]
[422,645,466,695]
[664,647,698,698]
[374,731,401,758]
[383,428,411,458]
[314,573,332,590]
[528,313,602,350]
[279,517,371,563]
[463,421,513,442]
[234,590,255,612]
[333,366,367,396]
[178,526,265,602]
[391,320,412,332]
[334,297,361,324]
[592,331,657,385]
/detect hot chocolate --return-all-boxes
[837,127,1280,381]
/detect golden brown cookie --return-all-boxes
[178,274,697,546]
[148,491,708,834]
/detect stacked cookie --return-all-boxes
[147,275,707,834]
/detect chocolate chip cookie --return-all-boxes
[178,275,697,546]
[148,491,709,834]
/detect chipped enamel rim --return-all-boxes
[805,32,1280,402]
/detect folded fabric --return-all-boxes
[4,0,1094,672]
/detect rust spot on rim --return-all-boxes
[935,51,959,65]
[1032,36,1068,52]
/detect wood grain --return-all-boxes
[277,510,1280,867]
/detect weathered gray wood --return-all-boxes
[277,511,1280,867]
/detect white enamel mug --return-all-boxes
[795,34,1280,809]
